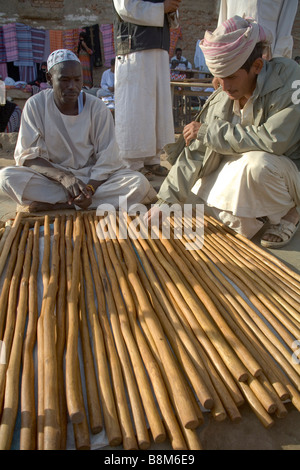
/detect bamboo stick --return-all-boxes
[86,215,139,449]
[78,268,103,435]
[37,215,51,449]
[56,215,67,449]
[96,218,157,449]
[106,216,188,450]
[0,222,30,414]
[203,226,300,346]
[65,214,85,424]
[204,215,300,285]
[116,216,200,431]
[20,221,40,450]
[0,212,24,278]
[43,217,61,450]
[0,224,22,340]
[129,214,249,385]
[81,223,122,447]
[0,220,13,255]
[0,229,33,449]
[174,227,291,400]
[97,217,170,444]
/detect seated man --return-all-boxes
[0,49,154,213]
[170,48,192,70]
[154,16,300,249]
[97,58,115,97]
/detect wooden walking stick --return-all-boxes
[81,223,122,447]
[0,224,22,340]
[96,219,151,449]
[78,268,103,435]
[205,215,300,285]
[86,215,138,450]
[107,215,187,449]
[20,220,40,450]
[96,217,167,445]
[43,217,61,450]
[65,214,85,424]
[115,215,200,431]
[37,214,50,449]
[56,215,67,449]
[0,222,29,415]
[0,229,33,450]
[0,212,24,278]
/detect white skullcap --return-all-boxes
[47,49,81,72]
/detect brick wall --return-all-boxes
[176,0,300,67]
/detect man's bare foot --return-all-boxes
[28,201,75,212]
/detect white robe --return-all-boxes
[192,98,300,238]
[113,0,175,170]
[218,0,298,58]
[0,89,153,209]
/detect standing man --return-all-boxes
[218,0,298,59]
[112,0,181,180]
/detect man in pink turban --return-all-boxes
[153,16,300,249]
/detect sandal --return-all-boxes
[261,219,299,249]
[144,164,169,177]
[139,167,155,181]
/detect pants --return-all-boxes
[193,151,300,238]
[0,166,154,210]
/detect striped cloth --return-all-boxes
[31,28,46,63]
[0,63,8,80]
[100,24,115,67]
[63,29,82,53]
[2,23,19,62]
[169,26,182,59]
[14,23,34,66]
[18,65,36,83]
[200,15,272,77]
[49,30,63,52]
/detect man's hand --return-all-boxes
[59,173,91,205]
[183,121,201,146]
[164,0,181,14]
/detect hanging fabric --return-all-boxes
[100,24,115,68]
[49,30,63,52]
[31,28,46,63]
[2,23,19,62]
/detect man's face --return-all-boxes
[48,61,83,107]
[176,50,182,60]
[217,60,263,101]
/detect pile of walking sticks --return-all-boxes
[0,209,299,450]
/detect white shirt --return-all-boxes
[101,68,115,91]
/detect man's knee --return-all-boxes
[242,151,278,184]
[0,167,15,193]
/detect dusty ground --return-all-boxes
[1,132,300,451]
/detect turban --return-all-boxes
[47,49,80,72]
[200,16,272,78]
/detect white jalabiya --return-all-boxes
[0,89,152,209]
[192,98,300,238]
[218,0,298,58]
[113,0,175,170]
